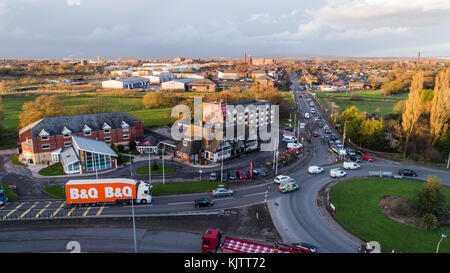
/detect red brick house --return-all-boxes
[19,112,144,164]
[186,78,218,92]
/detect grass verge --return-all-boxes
[43,185,66,199]
[9,154,25,167]
[38,162,66,176]
[330,177,450,253]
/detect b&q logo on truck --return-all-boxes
[69,186,134,200]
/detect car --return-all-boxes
[300,123,305,129]
[310,108,316,114]
[316,113,322,119]
[252,168,267,177]
[346,149,356,156]
[330,134,337,140]
[349,155,362,163]
[317,121,323,128]
[209,172,217,181]
[274,175,294,184]
[343,161,360,170]
[308,166,324,174]
[323,135,330,142]
[287,142,302,149]
[279,182,299,193]
[237,170,247,180]
[229,170,237,180]
[325,128,332,134]
[212,188,233,197]
[283,131,295,137]
[304,113,310,119]
[288,242,319,253]
[313,131,319,137]
[286,148,300,155]
[354,150,364,156]
[194,198,213,208]
[330,168,346,178]
[283,135,298,143]
[323,125,330,130]
[398,169,417,176]
[361,154,374,162]
[220,173,228,182]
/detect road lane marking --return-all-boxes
[35,202,52,218]
[19,202,39,219]
[212,197,233,202]
[51,202,66,218]
[96,205,105,216]
[168,201,193,206]
[244,192,267,197]
[82,206,92,216]
[67,207,76,217]
[0,203,8,210]
[4,202,25,219]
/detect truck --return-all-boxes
[201,229,314,253]
[65,178,152,206]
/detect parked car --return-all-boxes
[313,131,319,137]
[304,113,310,119]
[325,128,331,134]
[194,198,213,208]
[229,170,237,180]
[209,172,217,181]
[212,188,233,197]
[354,150,364,156]
[252,168,267,177]
[361,154,374,162]
[308,166,324,174]
[330,134,337,140]
[288,242,319,253]
[343,161,360,170]
[310,108,316,114]
[237,170,247,180]
[323,135,330,142]
[274,175,294,184]
[287,143,302,149]
[398,169,417,177]
[349,155,362,163]
[279,182,299,193]
[330,168,346,178]
[346,149,356,156]
[300,123,305,129]
[283,135,298,143]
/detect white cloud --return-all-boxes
[66,0,81,6]
[247,13,277,24]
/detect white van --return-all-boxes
[304,113,310,119]
[343,161,360,170]
[330,168,346,178]
[283,135,297,143]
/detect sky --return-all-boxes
[0,0,449,59]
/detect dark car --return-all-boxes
[229,170,237,180]
[330,134,337,140]
[398,169,417,176]
[325,128,331,134]
[194,199,213,208]
[349,155,362,163]
[323,135,330,142]
[252,168,267,177]
[354,150,364,156]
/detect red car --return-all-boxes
[286,148,300,155]
[313,131,319,137]
[237,170,247,180]
[361,154,374,162]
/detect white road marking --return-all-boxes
[244,192,267,197]
[168,201,193,206]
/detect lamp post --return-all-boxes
[148,149,152,187]
[162,146,165,185]
[436,233,447,253]
[131,194,137,253]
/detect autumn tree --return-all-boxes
[19,95,69,128]
[401,71,424,157]
[429,69,450,147]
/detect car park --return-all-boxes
[274,175,294,184]
[398,169,417,176]
[308,166,324,174]
[330,168,346,178]
[343,161,360,170]
[361,154,374,162]
[194,199,213,208]
[212,188,233,197]
[279,182,299,193]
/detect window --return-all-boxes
[104,136,111,142]
[104,128,111,134]
[63,133,71,138]
[42,144,50,150]
[41,135,49,141]
[123,134,129,140]
[64,141,72,147]
[84,130,91,136]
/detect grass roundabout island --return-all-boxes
[330,177,450,253]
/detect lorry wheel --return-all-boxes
[141,199,147,205]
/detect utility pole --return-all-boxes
[221,142,224,182]
[148,149,151,187]
[447,152,450,169]
[129,152,132,177]
[162,146,165,184]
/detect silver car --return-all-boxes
[212,188,233,197]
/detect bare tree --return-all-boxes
[402,71,424,157]
[429,70,450,147]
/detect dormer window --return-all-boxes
[121,121,129,132]
[83,124,92,136]
[39,129,49,141]
[62,126,72,138]
[103,123,111,134]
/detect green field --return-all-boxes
[330,178,450,253]
[314,89,407,115]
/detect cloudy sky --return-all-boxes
[0,0,449,58]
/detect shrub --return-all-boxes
[422,213,438,230]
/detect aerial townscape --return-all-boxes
[0,0,449,266]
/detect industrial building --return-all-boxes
[102,77,150,89]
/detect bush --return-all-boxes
[414,176,447,219]
[422,213,438,230]
[152,162,159,171]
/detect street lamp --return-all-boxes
[436,233,447,253]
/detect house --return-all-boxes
[251,70,267,79]
[186,79,218,92]
[102,77,150,89]
[175,124,204,163]
[254,75,275,88]
[19,112,143,165]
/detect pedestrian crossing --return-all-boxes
[0,200,110,220]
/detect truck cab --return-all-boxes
[0,190,8,206]
[137,181,152,204]
[202,229,222,253]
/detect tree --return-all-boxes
[429,70,450,147]
[401,71,424,157]
[19,95,69,128]
[414,176,447,219]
